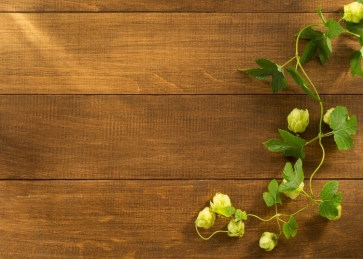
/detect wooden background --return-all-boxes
[0,1,362,258]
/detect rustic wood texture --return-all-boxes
[1,95,362,180]
[0,180,362,258]
[0,0,352,13]
[1,0,362,258]
[1,13,363,94]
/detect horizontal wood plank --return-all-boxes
[1,95,362,179]
[0,0,350,13]
[1,13,362,94]
[0,180,361,258]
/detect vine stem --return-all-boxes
[275,203,282,235]
[247,213,280,222]
[195,224,228,241]
[298,62,326,197]
[295,24,327,197]
[282,56,296,67]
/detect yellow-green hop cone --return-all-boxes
[283,179,305,199]
[323,107,335,128]
[195,207,216,229]
[287,108,309,133]
[327,205,342,221]
[344,2,363,23]
[259,232,278,251]
[227,220,245,237]
[210,192,232,216]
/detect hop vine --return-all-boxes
[194,1,361,251]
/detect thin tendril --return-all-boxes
[195,224,228,241]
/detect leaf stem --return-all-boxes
[343,29,360,38]
[282,56,296,67]
[290,202,313,216]
[195,224,229,240]
[305,131,334,145]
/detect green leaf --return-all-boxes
[243,58,288,93]
[320,181,339,200]
[359,33,363,47]
[263,129,306,158]
[344,20,363,35]
[350,48,363,77]
[279,159,304,192]
[263,179,282,207]
[218,206,236,217]
[299,27,332,65]
[317,5,327,24]
[357,0,363,4]
[286,67,320,102]
[325,19,344,39]
[330,106,358,150]
[318,36,332,65]
[298,26,323,40]
[283,215,298,239]
[318,181,342,218]
[300,36,321,64]
[234,209,247,221]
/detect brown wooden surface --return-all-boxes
[0,180,362,258]
[1,13,363,94]
[0,0,352,12]
[1,1,363,258]
[1,95,362,179]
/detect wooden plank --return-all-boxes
[1,95,362,179]
[1,13,362,94]
[0,0,350,12]
[0,180,361,258]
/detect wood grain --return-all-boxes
[0,180,361,258]
[0,0,350,13]
[1,13,362,94]
[1,95,361,180]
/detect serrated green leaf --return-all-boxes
[320,181,339,200]
[283,215,298,239]
[234,209,247,221]
[279,159,304,192]
[286,67,320,102]
[350,48,363,77]
[330,106,358,150]
[318,181,342,218]
[325,19,344,39]
[263,129,306,158]
[317,5,327,24]
[242,58,288,93]
[255,58,277,69]
[318,199,341,218]
[300,29,332,65]
[263,179,281,207]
